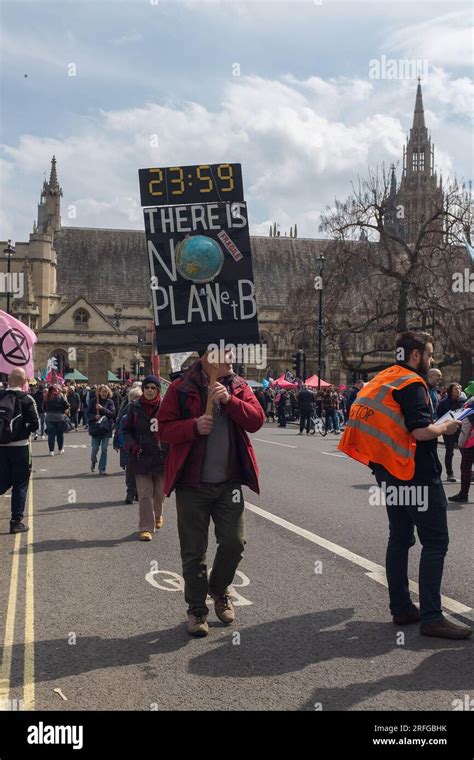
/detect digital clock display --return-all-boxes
[138,163,244,207]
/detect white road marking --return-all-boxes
[253,438,297,449]
[145,570,252,606]
[321,452,347,458]
[245,501,472,617]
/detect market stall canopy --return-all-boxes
[64,369,88,381]
[107,371,121,382]
[305,374,331,388]
[271,374,298,389]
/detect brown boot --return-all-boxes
[392,607,420,625]
[211,594,235,625]
[187,612,209,638]
[420,615,472,640]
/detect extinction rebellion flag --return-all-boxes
[0,310,37,377]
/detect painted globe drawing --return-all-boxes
[175,235,224,283]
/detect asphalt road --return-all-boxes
[0,423,472,711]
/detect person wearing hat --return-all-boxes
[157,348,265,637]
[124,375,169,540]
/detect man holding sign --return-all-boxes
[140,161,264,635]
[158,347,265,637]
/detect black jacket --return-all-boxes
[436,396,464,419]
[87,398,115,436]
[32,389,45,414]
[0,389,39,442]
[44,396,69,417]
[298,389,315,412]
[124,397,169,475]
[67,392,80,411]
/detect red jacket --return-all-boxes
[157,361,265,496]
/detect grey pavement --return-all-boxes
[0,423,472,711]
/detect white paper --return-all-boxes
[434,408,465,425]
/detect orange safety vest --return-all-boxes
[338,365,428,480]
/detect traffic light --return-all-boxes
[292,353,301,378]
[292,350,306,379]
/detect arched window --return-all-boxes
[74,309,89,328]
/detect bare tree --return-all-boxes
[284,167,473,384]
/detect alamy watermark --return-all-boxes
[369,483,429,511]
[0,272,24,299]
[452,269,473,293]
[207,340,267,370]
[369,56,429,80]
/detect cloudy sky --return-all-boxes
[1,0,472,241]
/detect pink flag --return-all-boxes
[0,310,37,378]
[46,369,64,386]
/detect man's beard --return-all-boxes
[417,357,430,375]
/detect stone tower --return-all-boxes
[397,82,444,245]
[37,155,62,236]
[26,156,63,326]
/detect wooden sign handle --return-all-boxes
[205,365,219,415]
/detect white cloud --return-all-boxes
[383,11,473,68]
[1,71,471,242]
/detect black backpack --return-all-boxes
[0,391,24,444]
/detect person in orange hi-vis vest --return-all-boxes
[338,331,471,640]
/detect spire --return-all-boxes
[389,164,397,196]
[37,156,63,233]
[47,155,62,195]
[412,80,426,131]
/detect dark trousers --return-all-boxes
[442,433,458,476]
[299,411,312,433]
[0,446,31,522]
[376,474,449,624]
[175,481,246,615]
[325,408,340,432]
[460,447,474,496]
[277,406,286,427]
[70,409,79,428]
[47,420,64,452]
[125,464,137,500]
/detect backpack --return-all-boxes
[0,391,24,444]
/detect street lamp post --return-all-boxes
[2,240,15,315]
[316,254,325,392]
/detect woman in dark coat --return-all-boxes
[124,375,168,541]
[437,383,464,482]
[87,385,116,475]
[113,386,142,504]
[44,385,69,455]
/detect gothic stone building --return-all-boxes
[0,84,447,384]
